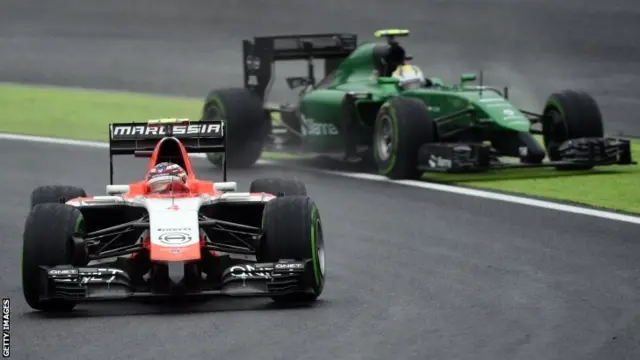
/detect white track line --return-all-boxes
[2,132,640,225]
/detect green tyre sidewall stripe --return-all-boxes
[310,204,323,289]
[546,99,564,116]
[75,212,84,232]
[204,96,225,164]
[205,96,226,119]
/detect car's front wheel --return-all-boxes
[373,97,436,179]
[22,203,85,312]
[259,196,325,304]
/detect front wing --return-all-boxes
[39,260,315,302]
[417,137,635,173]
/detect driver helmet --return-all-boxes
[391,64,426,90]
[147,162,188,193]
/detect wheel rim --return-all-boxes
[315,217,325,277]
[376,115,395,161]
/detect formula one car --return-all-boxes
[202,28,635,179]
[21,119,325,312]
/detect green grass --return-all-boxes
[0,83,203,141]
[1,82,639,213]
[420,132,640,213]
[422,163,640,214]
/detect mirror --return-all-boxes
[460,73,477,83]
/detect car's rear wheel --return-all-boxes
[22,203,85,312]
[202,88,268,168]
[373,97,436,179]
[259,196,324,304]
[542,90,604,170]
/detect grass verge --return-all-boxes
[1,82,638,213]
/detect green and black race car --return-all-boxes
[202,28,635,179]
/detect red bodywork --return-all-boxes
[73,137,267,262]
[125,137,220,198]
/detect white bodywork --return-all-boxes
[105,182,238,195]
[66,182,277,262]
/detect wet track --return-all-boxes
[1,0,640,359]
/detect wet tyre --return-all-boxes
[202,88,268,168]
[259,196,324,303]
[373,97,436,179]
[22,203,84,312]
[542,90,604,170]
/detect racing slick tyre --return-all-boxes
[249,178,307,197]
[542,90,604,170]
[259,196,324,304]
[202,88,268,168]
[30,185,87,208]
[22,203,86,312]
[373,97,436,179]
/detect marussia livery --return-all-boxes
[22,119,325,312]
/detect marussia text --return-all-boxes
[111,123,221,137]
[2,298,9,358]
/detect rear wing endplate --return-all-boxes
[242,33,358,100]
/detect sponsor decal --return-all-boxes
[166,204,180,211]
[428,155,452,169]
[48,268,78,276]
[111,123,222,139]
[300,114,339,136]
[245,55,261,71]
[427,106,441,113]
[158,228,190,232]
[275,263,304,269]
[78,268,121,284]
[158,232,192,245]
[2,298,9,358]
[229,264,272,279]
[503,109,516,116]
[518,146,528,157]
[247,75,258,86]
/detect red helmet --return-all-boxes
[147,162,188,193]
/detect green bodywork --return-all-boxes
[295,42,531,153]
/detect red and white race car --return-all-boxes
[22,119,325,312]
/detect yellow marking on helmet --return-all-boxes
[394,64,418,76]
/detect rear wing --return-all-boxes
[107,119,226,183]
[108,120,225,155]
[242,33,358,100]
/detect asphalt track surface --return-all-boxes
[1,140,639,360]
[1,0,640,359]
